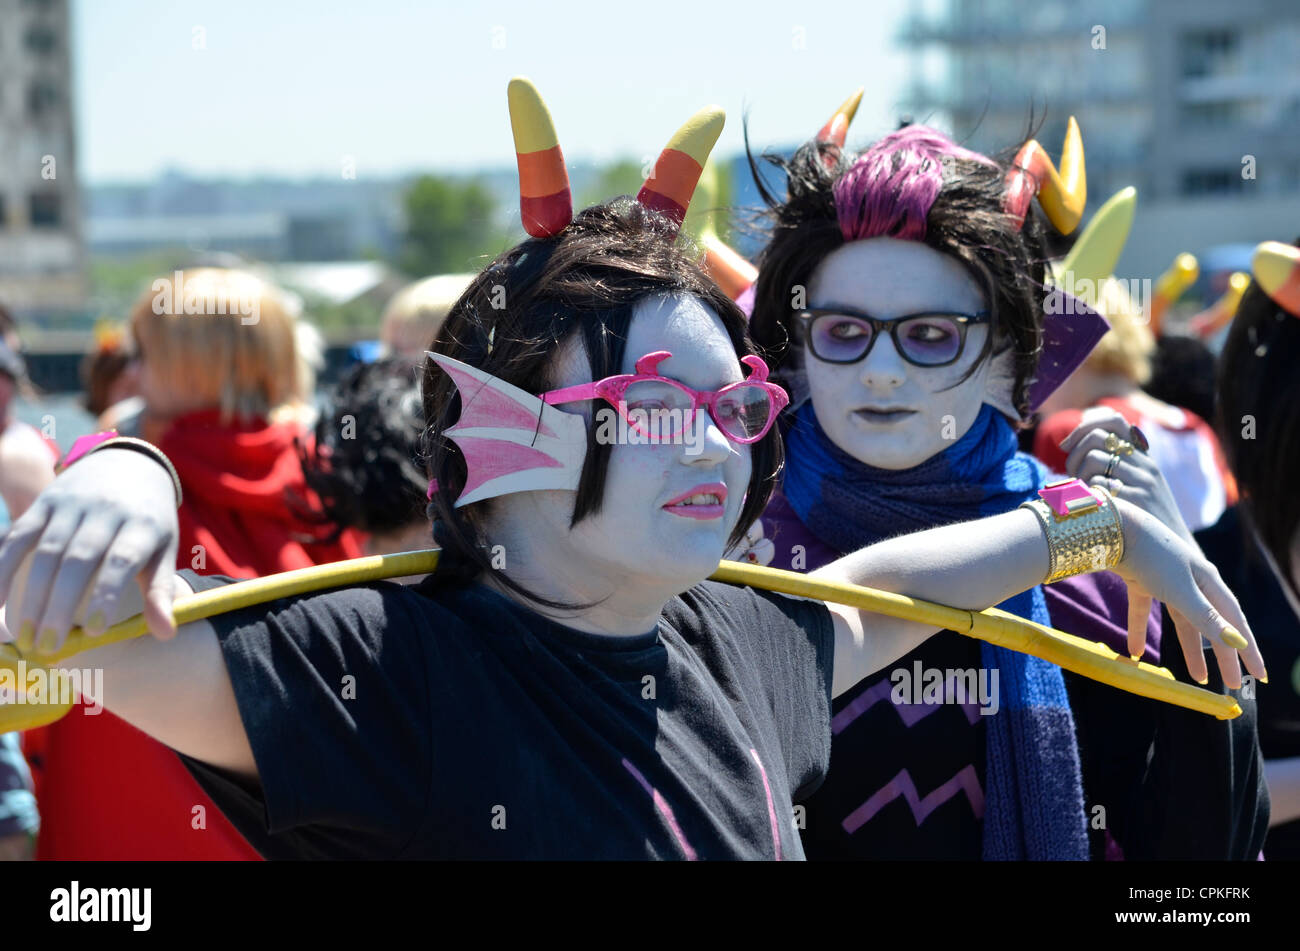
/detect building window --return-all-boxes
[24,26,57,55]
[1180,168,1245,196]
[30,193,60,227]
[1180,29,1239,79]
[1179,100,1250,127]
[27,80,60,119]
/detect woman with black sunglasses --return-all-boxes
[741,114,1268,860]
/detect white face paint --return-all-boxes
[804,237,993,470]
[488,293,752,597]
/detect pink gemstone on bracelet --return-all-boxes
[1038,478,1102,517]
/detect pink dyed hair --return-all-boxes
[832,126,995,242]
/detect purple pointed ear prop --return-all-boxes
[1027,289,1111,412]
[735,283,757,319]
[427,352,588,507]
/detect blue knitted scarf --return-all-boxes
[783,402,1089,860]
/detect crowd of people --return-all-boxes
[0,76,1295,860]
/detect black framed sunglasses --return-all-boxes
[795,307,991,367]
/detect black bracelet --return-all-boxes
[84,437,183,508]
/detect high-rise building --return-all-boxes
[0,0,86,320]
[901,0,1300,286]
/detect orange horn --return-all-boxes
[508,77,573,238]
[1003,116,1086,234]
[816,87,865,150]
[637,106,725,229]
[701,234,758,301]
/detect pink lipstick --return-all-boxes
[662,482,727,520]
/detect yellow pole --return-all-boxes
[0,550,1239,732]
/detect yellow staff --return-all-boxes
[0,550,1239,731]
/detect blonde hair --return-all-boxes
[131,268,299,421]
[380,273,474,360]
[1082,277,1154,385]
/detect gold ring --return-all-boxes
[1104,432,1135,456]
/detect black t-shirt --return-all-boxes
[175,571,835,860]
[798,629,988,859]
[798,614,1268,861]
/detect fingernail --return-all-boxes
[87,611,106,634]
[1222,626,1249,651]
[1129,653,1141,662]
[16,621,35,652]
[36,628,59,655]
[1196,675,1209,685]
[1260,673,1270,684]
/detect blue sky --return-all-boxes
[72,0,914,183]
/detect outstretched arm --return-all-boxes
[817,499,1265,698]
[815,507,1047,697]
[0,448,257,778]
[54,600,257,779]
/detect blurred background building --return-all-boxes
[0,0,87,322]
[6,0,1300,371]
[84,172,413,262]
[901,0,1300,291]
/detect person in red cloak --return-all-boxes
[28,268,362,860]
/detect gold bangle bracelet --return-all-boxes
[1020,485,1124,584]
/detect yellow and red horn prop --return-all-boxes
[1252,240,1300,317]
[1149,252,1199,336]
[0,551,1240,732]
[697,86,866,299]
[701,234,758,301]
[637,106,725,229]
[508,77,573,238]
[690,158,758,300]
[1189,271,1250,338]
[1003,116,1086,234]
[816,86,865,164]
